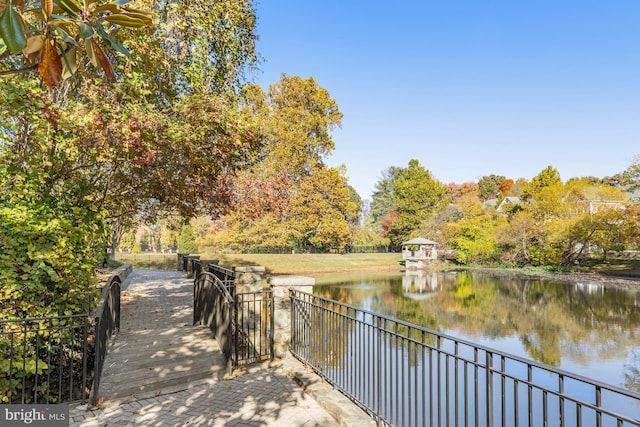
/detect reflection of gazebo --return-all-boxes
[402,270,439,299]
[402,238,438,269]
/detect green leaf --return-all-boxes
[49,14,74,22]
[77,21,94,39]
[95,23,130,57]
[0,3,27,54]
[54,27,77,46]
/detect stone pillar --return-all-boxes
[268,275,314,358]
[233,266,266,293]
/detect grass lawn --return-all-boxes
[581,258,640,278]
[115,252,404,274]
[114,252,640,279]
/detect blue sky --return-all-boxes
[253,1,640,199]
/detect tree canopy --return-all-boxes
[1,0,263,318]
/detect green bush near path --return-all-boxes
[115,253,404,274]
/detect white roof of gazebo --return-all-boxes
[402,238,438,245]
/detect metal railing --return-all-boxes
[234,290,274,366]
[91,275,121,405]
[177,253,189,271]
[0,276,122,405]
[193,272,273,373]
[289,290,640,427]
[194,272,236,373]
[0,314,91,404]
[207,263,235,288]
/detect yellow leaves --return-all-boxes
[38,38,62,89]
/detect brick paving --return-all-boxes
[70,365,336,426]
[69,269,362,426]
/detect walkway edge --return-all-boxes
[277,357,377,427]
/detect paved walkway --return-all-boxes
[69,269,343,427]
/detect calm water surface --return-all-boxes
[311,269,640,394]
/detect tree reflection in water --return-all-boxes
[312,270,640,392]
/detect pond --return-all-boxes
[311,269,640,394]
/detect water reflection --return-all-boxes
[402,270,439,299]
[312,269,640,393]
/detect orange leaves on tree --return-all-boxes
[38,38,62,89]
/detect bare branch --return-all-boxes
[0,64,38,76]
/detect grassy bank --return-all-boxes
[113,252,640,280]
[114,252,404,274]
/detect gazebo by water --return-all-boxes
[402,237,438,269]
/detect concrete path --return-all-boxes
[69,269,340,427]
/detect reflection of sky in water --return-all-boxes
[312,271,640,394]
[445,329,637,391]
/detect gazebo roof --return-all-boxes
[402,238,438,245]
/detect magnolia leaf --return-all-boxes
[23,35,44,64]
[43,0,53,17]
[93,3,120,14]
[23,34,44,54]
[120,10,153,25]
[84,38,98,67]
[78,21,94,39]
[0,3,27,54]
[49,14,73,21]
[91,39,116,82]
[54,26,77,46]
[104,13,146,28]
[61,46,77,80]
[95,23,130,57]
[56,0,81,16]
[38,38,63,89]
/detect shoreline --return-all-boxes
[442,265,640,291]
[278,264,640,291]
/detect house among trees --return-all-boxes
[402,238,438,269]
[496,196,521,213]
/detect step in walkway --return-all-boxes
[70,269,364,427]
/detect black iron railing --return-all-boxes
[207,263,235,288]
[194,272,235,373]
[0,314,91,404]
[289,290,640,427]
[193,272,273,373]
[91,275,121,405]
[234,290,274,366]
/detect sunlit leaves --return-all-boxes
[156,0,258,93]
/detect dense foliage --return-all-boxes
[1,0,262,321]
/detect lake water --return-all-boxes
[311,269,640,394]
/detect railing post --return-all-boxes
[376,315,383,427]
[486,351,493,427]
[268,275,314,358]
[92,310,102,406]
